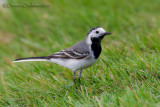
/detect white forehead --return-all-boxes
[95,27,106,33]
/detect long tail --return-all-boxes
[13,56,48,63]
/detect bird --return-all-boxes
[13,27,111,88]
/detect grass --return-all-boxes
[0,0,160,106]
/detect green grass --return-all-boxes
[0,0,160,106]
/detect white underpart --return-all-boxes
[86,27,106,45]
[13,59,48,63]
[49,57,97,71]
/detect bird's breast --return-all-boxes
[91,38,102,59]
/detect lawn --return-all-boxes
[0,0,160,106]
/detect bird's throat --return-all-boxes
[91,38,102,59]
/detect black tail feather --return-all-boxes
[14,56,47,61]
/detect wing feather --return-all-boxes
[47,40,90,59]
[47,49,89,59]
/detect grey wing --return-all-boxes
[47,40,90,59]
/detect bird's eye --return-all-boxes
[96,31,99,34]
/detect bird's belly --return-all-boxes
[49,58,97,71]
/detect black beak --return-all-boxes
[99,32,112,40]
[104,32,112,35]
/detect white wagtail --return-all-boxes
[14,27,111,87]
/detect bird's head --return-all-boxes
[85,27,111,44]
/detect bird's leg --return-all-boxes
[78,69,83,87]
[73,71,77,89]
